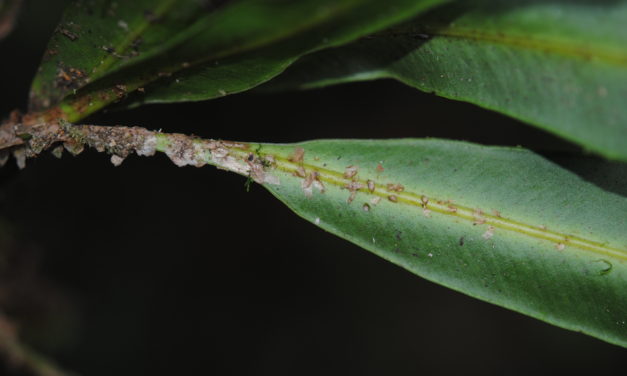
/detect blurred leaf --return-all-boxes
[0,0,22,40]
[29,0,447,121]
[263,0,627,161]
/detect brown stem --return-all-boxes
[0,111,261,177]
[0,111,68,169]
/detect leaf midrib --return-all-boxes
[90,0,180,80]
[421,24,627,67]
[226,144,627,262]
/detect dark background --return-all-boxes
[0,1,625,375]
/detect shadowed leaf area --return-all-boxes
[263,0,627,161]
[28,0,446,121]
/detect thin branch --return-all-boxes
[1,112,68,168]
[0,311,75,376]
[0,115,278,184]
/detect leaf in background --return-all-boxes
[126,0,445,107]
[262,0,627,161]
[29,0,447,122]
[0,0,22,41]
[192,137,625,347]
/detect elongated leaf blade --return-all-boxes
[29,0,447,121]
[262,0,627,161]
[161,137,626,346]
[128,0,446,106]
[259,140,627,347]
[19,123,625,346]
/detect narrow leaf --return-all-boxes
[149,135,627,347]
[126,0,446,107]
[263,0,627,161]
[18,123,627,346]
[29,0,447,122]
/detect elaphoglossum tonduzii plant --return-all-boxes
[0,0,626,373]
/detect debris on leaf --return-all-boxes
[289,147,305,163]
[367,179,375,192]
[420,195,429,207]
[344,181,363,203]
[51,145,64,159]
[386,183,404,192]
[473,217,486,225]
[63,140,84,156]
[294,166,306,178]
[344,165,358,179]
[110,154,125,166]
[482,226,495,240]
[58,28,78,41]
[12,147,26,169]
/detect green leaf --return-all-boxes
[262,0,627,161]
[152,135,627,346]
[29,0,447,121]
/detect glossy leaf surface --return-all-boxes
[29,0,446,121]
[245,139,627,347]
[143,132,627,347]
[263,0,627,160]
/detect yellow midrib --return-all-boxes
[91,0,179,79]
[423,24,627,67]
[229,147,627,263]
